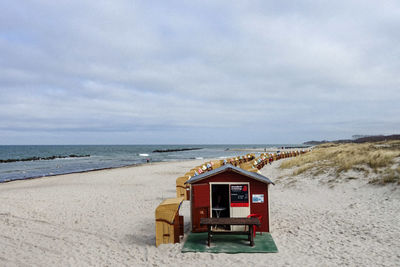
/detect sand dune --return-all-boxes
[0,159,399,266]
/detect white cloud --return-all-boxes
[0,0,399,144]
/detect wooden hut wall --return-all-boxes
[191,171,270,232]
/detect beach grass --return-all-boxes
[280,141,400,184]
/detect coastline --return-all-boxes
[0,159,197,184]
[0,144,288,183]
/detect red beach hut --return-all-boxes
[185,164,274,233]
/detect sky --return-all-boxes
[0,0,399,145]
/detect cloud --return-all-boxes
[0,0,399,144]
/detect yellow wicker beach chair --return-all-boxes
[155,197,184,247]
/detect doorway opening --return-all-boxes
[211,184,230,220]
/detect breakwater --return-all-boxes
[0,154,90,163]
[152,148,202,153]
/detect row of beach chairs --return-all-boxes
[176,154,256,200]
[176,150,308,200]
[156,149,308,246]
[240,150,307,172]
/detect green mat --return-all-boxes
[181,232,278,254]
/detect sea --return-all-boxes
[0,144,307,183]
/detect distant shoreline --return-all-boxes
[0,158,211,184]
[0,144,308,183]
[0,159,189,184]
[0,162,143,184]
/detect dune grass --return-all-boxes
[280,141,400,185]
[370,167,400,185]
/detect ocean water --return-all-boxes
[0,144,307,182]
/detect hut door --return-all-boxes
[230,184,250,231]
[192,183,210,232]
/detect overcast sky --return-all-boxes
[0,1,399,145]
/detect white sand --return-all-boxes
[1,159,399,266]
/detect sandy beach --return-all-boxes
[1,158,399,266]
